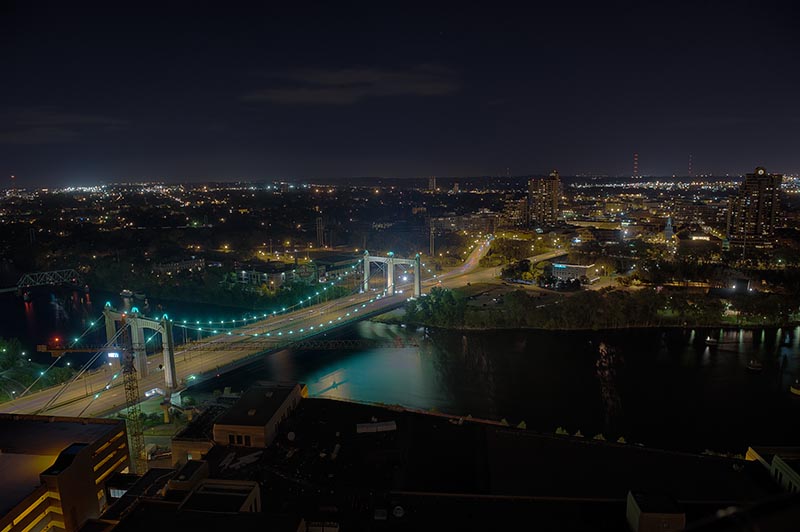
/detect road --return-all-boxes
[1,237,494,418]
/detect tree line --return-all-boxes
[402,287,800,330]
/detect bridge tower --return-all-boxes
[386,251,395,295]
[103,304,178,390]
[362,251,421,297]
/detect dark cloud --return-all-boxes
[0,108,126,144]
[242,65,460,105]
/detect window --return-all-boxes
[228,435,235,445]
[236,435,243,445]
[245,435,251,447]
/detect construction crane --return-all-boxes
[120,317,147,474]
[37,343,120,358]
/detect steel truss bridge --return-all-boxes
[0,269,83,293]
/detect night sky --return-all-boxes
[2,1,799,185]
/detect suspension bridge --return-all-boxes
[0,239,492,419]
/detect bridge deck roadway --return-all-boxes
[0,239,511,418]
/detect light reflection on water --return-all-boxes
[209,321,800,453]
[4,289,800,452]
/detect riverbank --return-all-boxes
[374,317,800,333]
[383,285,800,331]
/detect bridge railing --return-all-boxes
[178,337,420,352]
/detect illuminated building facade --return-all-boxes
[0,414,129,532]
[528,170,561,227]
[550,262,598,282]
[727,167,782,251]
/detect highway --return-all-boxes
[1,237,495,418]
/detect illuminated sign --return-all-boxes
[108,352,120,359]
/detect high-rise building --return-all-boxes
[428,176,437,191]
[664,216,674,240]
[727,167,782,251]
[528,170,560,227]
[316,216,324,247]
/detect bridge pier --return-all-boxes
[104,308,117,347]
[161,317,177,389]
[128,318,149,378]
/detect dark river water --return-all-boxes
[2,287,799,453]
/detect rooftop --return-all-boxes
[0,454,56,515]
[101,468,176,522]
[629,491,682,514]
[173,404,226,441]
[213,383,298,428]
[173,459,205,481]
[0,414,122,456]
[0,414,124,516]
[269,399,779,505]
[112,501,301,532]
[180,480,258,513]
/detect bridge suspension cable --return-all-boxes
[79,268,412,412]
[17,313,106,399]
[36,326,127,414]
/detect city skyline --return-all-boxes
[3,3,800,530]
[2,2,800,185]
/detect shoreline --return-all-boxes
[372,314,800,333]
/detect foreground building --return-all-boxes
[212,382,304,448]
[172,382,305,466]
[0,414,129,532]
[155,382,788,530]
